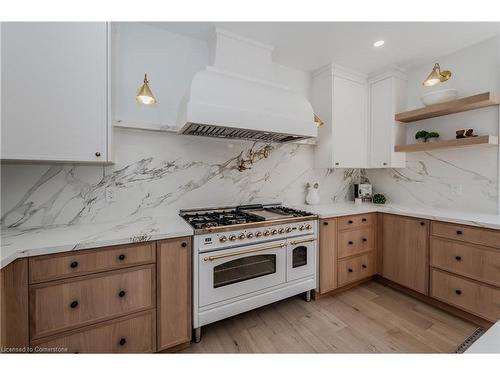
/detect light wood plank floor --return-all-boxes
[182,281,477,353]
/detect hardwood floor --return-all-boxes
[181,281,477,353]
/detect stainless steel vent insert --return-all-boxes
[180,123,309,143]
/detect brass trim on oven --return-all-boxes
[289,238,316,246]
[203,242,286,262]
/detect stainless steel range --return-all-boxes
[180,204,318,343]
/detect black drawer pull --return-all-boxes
[362,264,367,268]
[362,238,367,242]
[181,242,187,248]
[119,338,126,346]
[70,300,79,309]
[348,241,353,245]
[118,290,126,298]
[420,222,425,226]
[455,289,462,295]
[348,220,353,224]
[362,218,367,222]
[118,254,126,261]
[455,256,462,261]
[348,268,353,273]
[323,222,328,226]
[70,261,79,269]
[456,230,463,235]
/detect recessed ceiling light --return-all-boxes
[373,40,385,48]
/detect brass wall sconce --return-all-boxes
[237,144,273,172]
[422,63,452,86]
[136,73,158,105]
[314,114,324,127]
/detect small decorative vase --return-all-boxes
[427,137,438,142]
[305,183,320,205]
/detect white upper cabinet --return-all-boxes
[368,68,407,168]
[1,22,111,163]
[312,64,368,169]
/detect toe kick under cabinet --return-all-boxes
[0,237,192,353]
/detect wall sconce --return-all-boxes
[136,73,157,105]
[422,63,452,86]
[314,114,324,127]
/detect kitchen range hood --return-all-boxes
[177,28,317,143]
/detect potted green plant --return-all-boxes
[415,130,429,143]
[427,131,440,142]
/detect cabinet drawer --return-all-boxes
[430,237,500,287]
[32,310,156,353]
[338,252,375,287]
[430,269,500,322]
[338,214,375,231]
[431,221,500,249]
[29,242,156,283]
[30,265,155,340]
[338,227,374,258]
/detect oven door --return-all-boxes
[286,237,317,282]
[198,240,287,307]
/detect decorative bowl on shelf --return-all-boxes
[420,89,458,106]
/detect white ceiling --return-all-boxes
[146,22,500,73]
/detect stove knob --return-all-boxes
[238,233,246,240]
[299,225,305,231]
[219,236,228,243]
[247,232,254,239]
[285,227,292,233]
[278,228,285,234]
[271,229,278,235]
[263,230,270,236]
[255,231,262,237]
[229,235,237,241]
[305,224,312,230]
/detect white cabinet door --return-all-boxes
[331,75,368,168]
[368,71,407,168]
[1,22,110,163]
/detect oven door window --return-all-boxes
[292,246,308,268]
[214,254,276,288]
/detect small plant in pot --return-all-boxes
[415,130,429,143]
[427,131,440,142]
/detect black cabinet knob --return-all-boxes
[118,254,126,261]
[181,242,187,247]
[420,222,425,226]
[95,152,101,157]
[323,222,328,226]
[456,230,463,235]
[348,268,353,273]
[70,300,79,309]
[118,290,126,298]
[348,220,353,224]
[362,218,367,222]
[455,289,462,295]
[119,338,126,346]
[348,241,353,245]
[70,261,79,269]
[455,256,462,261]
[362,238,367,242]
[362,264,367,268]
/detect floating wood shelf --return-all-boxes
[395,92,500,123]
[394,135,499,153]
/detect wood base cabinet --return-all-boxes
[157,237,192,352]
[380,214,429,294]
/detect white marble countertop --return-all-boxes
[2,203,500,270]
[292,202,500,230]
[0,214,193,269]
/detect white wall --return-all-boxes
[367,35,500,214]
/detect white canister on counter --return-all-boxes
[305,183,320,205]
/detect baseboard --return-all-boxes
[313,276,375,300]
[157,341,191,353]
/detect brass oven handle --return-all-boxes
[289,238,316,246]
[203,243,286,262]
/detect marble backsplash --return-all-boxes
[1,128,366,229]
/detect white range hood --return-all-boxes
[177,28,317,143]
